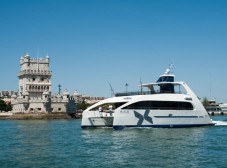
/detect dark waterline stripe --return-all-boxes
[154,116,199,118]
[113,124,215,130]
[81,123,215,129]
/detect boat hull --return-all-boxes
[81,109,214,129]
[82,116,114,128]
[113,123,215,130]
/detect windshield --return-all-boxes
[157,76,174,82]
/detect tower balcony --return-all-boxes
[28,90,50,93]
[27,85,51,92]
[18,70,52,77]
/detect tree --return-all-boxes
[78,99,90,111]
[0,100,12,112]
[202,97,209,106]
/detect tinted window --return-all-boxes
[122,101,193,110]
[91,102,127,111]
[160,84,174,93]
[157,76,174,82]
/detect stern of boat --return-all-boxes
[81,110,114,128]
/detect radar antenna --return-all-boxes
[164,64,173,75]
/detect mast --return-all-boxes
[140,78,143,95]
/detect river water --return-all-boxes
[0,116,227,168]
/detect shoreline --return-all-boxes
[1,112,226,120]
[208,111,227,115]
[0,112,82,120]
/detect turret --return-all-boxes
[23,52,30,63]
[23,90,29,101]
[20,56,23,64]
[11,93,17,104]
[46,54,50,68]
[46,54,49,61]
[73,90,81,103]
[11,93,17,99]
[25,52,30,58]
[63,89,70,101]
[43,90,50,101]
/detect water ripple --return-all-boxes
[0,116,227,168]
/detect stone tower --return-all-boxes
[18,53,52,99]
[11,52,76,114]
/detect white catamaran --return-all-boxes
[81,65,215,129]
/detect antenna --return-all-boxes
[140,78,143,95]
[169,63,173,70]
[108,83,115,97]
[171,58,175,73]
[164,63,174,75]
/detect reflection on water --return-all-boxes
[0,116,227,168]
[13,121,54,167]
[0,120,79,167]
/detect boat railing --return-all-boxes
[115,90,184,97]
[99,111,114,117]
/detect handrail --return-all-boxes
[115,90,184,97]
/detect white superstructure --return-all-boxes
[81,65,214,129]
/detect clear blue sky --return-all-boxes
[1,0,227,102]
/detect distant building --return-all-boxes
[0,90,16,98]
[0,90,16,105]
[205,100,221,112]
[72,90,105,105]
[11,53,77,114]
[219,103,227,112]
[82,95,105,104]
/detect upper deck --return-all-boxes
[115,64,188,97]
[115,82,187,97]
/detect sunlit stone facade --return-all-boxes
[11,53,76,114]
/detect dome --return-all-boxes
[63,89,69,96]
[57,94,61,98]
[11,94,17,98]
[73,90,80,96]
[25,52,30,58]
